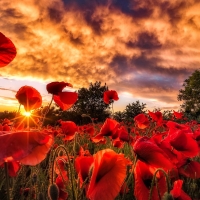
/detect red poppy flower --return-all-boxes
[116,126,129,142]
[133,136,174,170]
[148,110,163,126]
[60,121,78,141]
[165,128,199,158]
[46,81,77,111]
[87,149,128,200]
[173,111,184,119]
[179,160,200,179]
[170,180,191,200]
[54,156,68,180]
[55,175,69,199]
[15,86,42,111]
[0,159,21,177]
[93,118,120,139]
[46,81,73,95]
[113,139,124,148]
[103,90,119,104]
[134,114,150,129]
[53,92,78,111]
[0,130,53,166]
[134,160,167,200]
[75,156,94,187]
[0,32,16,67]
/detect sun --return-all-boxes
[22,111,32,117]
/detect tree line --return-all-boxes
[1,70,200,125]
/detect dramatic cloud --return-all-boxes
[0,0,200,110]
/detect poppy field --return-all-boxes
[1,32,200,200]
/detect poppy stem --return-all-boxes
[122,155,137,200]
[111,102,114,116]
[81,114,94,127]
[4,162,10,200]
[51,145,77,200]
[148,168,171,200]
[40,95,54,128]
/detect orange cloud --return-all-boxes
[0,0,199,110]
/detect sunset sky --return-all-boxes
[0,0,200,113]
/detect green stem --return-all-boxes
[52,145,77,200]
[40,95,54,128]
[4,162,10,200]
[149,168,171,200]
[122,155,138,200]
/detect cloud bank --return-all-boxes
[0,0,200,110]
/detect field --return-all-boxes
[1,110,200,200]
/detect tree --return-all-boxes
[123,101,146,122]
[72,81,111,123]
[113,101,146,123]
[177,70,200,118]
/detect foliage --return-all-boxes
[0,111,17,121]
[123,101,146,122]
[178,70,200,120]
[72,81,111,123]
[113,101,146,123]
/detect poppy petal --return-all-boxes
[46,81,73,95]
[179,161,200,179]
[0,131,53,165]
[87,149,127,200]
[20,134,53,166]
[133,137,174,170]
[53,92,78,111]
[0,32,16,67]
[103,90,119,104]
[15,86,42,111]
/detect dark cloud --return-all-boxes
[160,1,187,25]
[134,32,162,49]
[47,7,63,23]
[110,0,154,18]
[0,0,200,111]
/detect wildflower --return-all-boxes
[46,81,72,95]
[15,86,42,111]
[148,110,163,126]
[75,156,94,187]
[60,121,78,141]
[87,149,128,200]
[92,118,120,142]
[103,90,119,104]
[0,32,16,67]
[170,180,191,200]
[134,160,167,200]
[134,113,149,129]
[0,130,53,166]
[46,81,78,111]
[173,111,184,120]
[133,136,174,170]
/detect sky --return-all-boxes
[0,0,200,113]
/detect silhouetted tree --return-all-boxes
[178,70,200,119]
[0,111,17,121]
[72,81,111,123]
[113,111,125,122]
[123,101,146,122]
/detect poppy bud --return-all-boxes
[38,192,45,200]
[48,183,59,200]
[162,192,174,200]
